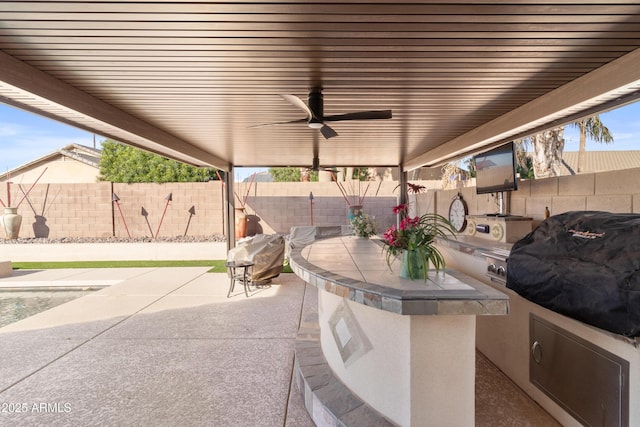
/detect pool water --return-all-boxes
[0,290,94,328]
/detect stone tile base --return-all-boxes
[294,315,396,427]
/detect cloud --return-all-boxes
[0,121,28,137]
[0,116,95,170]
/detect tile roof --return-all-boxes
[561,150,640,175]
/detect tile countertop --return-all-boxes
[289,236,509,316]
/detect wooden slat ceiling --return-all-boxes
[1,1,640,171]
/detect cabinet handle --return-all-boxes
[531,340,542,364]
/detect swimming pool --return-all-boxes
[0,290,95,328]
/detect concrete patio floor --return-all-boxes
[0,266,560,426]
[0,268,316,427]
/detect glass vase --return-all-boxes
[400,249,427,281]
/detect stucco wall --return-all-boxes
[1,158,100,184]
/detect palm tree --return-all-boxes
[572,115,614,173]
[517,114,613,179]
[514,140,534,179]
[533,127,566,178]
[520,127,566,179]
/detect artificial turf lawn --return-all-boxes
[12,259,221,270]
[11,260,294,274]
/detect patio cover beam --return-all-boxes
[0,50,228,170]
[406,48,640,169]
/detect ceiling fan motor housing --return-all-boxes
[308,89,324,121]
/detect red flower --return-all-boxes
[383,225,396,243]
[399,216,420,230]
[392,204,408,215]
[407,183,426,194]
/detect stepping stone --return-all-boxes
[0,260,12,278]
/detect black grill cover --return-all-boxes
[506,211,640,337]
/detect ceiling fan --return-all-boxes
[255,88,392,139]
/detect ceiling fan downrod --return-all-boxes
[307,89,324,129]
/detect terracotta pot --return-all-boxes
[235,208,247,238]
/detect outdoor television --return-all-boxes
[474,142,518,194]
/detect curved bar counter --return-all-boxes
[290,235,509,427]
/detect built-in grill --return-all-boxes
[506,210,640,338]
[483,248,510,285]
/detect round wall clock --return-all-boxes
[448,194,468,233]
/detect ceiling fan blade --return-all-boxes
[324,110,392,122]
[281,94,313,121]
[320,125,338,139]
[249,118,307,128]
[253,92,389,138]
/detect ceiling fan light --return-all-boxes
[308,119,323,129]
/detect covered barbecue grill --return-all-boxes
[506,211,640,337]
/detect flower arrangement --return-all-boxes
[350,212,377,238]
[382,204,456,280]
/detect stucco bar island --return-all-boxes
[290,235,509,426]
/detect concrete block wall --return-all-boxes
[3,168,638,240]
[2,167,636,240]
[433,167,640,226]
[0,182,114,239]
[111,181,224,238]
[0,179,404,239]
[242,181,400,235]
[0,181,224,239]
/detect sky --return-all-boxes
[1,100,638,181]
